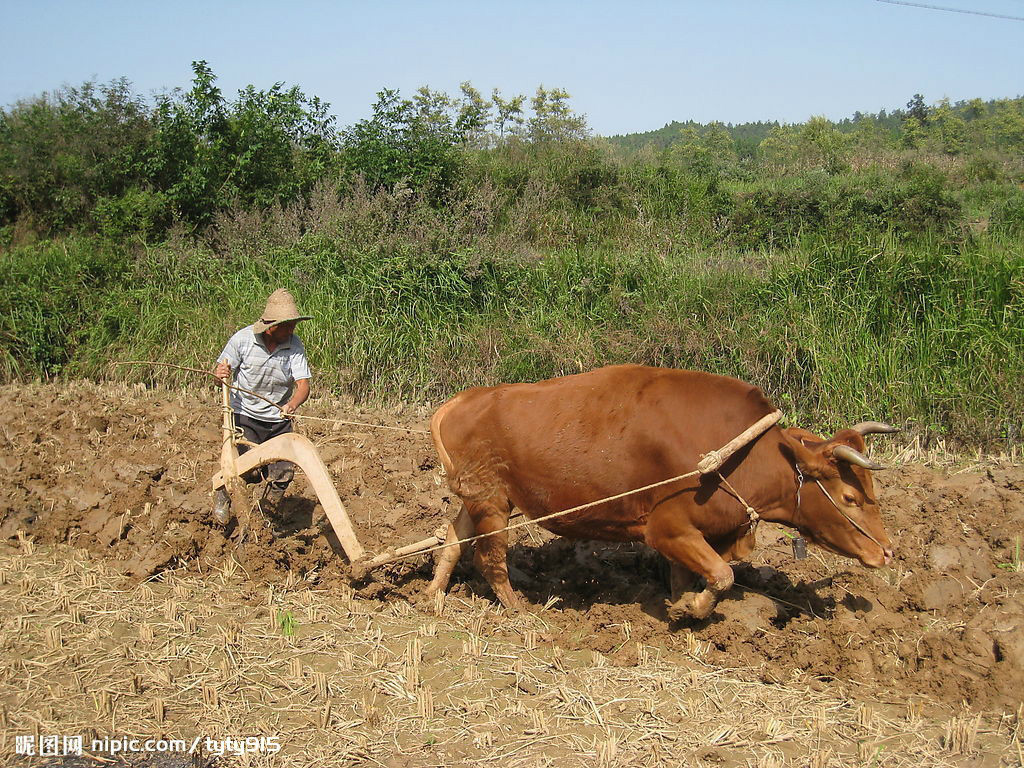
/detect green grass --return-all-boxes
[276,609,297,637]
[1,226,1022,448]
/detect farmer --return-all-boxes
[212,288,312,525]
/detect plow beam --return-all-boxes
[211,433,365,562]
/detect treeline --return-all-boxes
[3,63,1023,248]
[2,64,1023,447]
[0,62,589,240]
[608,93,1024,156]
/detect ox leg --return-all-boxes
[669,562,697,604]
[468,501,522,612]
[425,505,474,599]
[651,529,734,622]
[716,528,757,563]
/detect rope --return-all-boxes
[386,467,705,562]
[114,360,430,435]
[286,413,430,435]
[813,478,888,552]
[715,473,760,528]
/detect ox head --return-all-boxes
[782,421,899,568]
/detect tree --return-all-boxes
[990,98,1024,151]
[668,123,734,175]
[668,126,703,171]
[340,88,461,198]
[906,93,929,123]
[703,122,736,169]
[927,98,966,155]
[0,78,153,232]
[800,116,850,174]
[900,116,926,149]
[528,86,588,143]
[412,86,455,134]
[851,117,891,156]
[758,125,802,171]
[491,89,525,142]
[455,82,491,147]
[963,98,987,121]
[151,60,338,228]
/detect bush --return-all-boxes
[965,155,1002,182]
[894,161,961,234]
[93,188,171,242]
[725,166,963,249]
[0,79,153,234]
[0,238,130,377]
[726,175,830,248]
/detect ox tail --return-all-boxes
[429,394,464,478]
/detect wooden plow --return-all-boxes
[213,378,365,562]
[111,360,443,572]
[212,429,455,570]
[212,377,453,570]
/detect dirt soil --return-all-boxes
[1,381,1023,765]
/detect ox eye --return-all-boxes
[842,493,857,505]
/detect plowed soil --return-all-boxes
[1,380,1023,766]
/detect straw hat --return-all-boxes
[252,289,312,334]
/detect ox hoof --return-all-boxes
[414,590,443,612]
[666,597,712,623]
[490,592,526,616]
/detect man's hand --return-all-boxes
[214,361,231,383]
[280,378,310,418]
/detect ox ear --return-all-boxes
[779,429,837,481]
[784,426,823,448]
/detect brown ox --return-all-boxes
[426,365,897,620]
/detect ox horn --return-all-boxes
[833,444,887,470]
[850,421,899,436]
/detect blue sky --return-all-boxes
[3,0,1022,136]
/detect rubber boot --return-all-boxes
[261,483,287,514]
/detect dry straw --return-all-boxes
[0,532,1020,766]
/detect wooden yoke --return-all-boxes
[211,432,365,563]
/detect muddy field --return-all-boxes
[1,380,1022,767]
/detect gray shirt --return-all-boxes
[218,325,312,421]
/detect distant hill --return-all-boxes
[606,119,782,158]
[603,97,1008,157]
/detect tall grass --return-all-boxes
[2,221,1021,448]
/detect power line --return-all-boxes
[875,0,1024,21]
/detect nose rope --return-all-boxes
[812,478,889,552]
